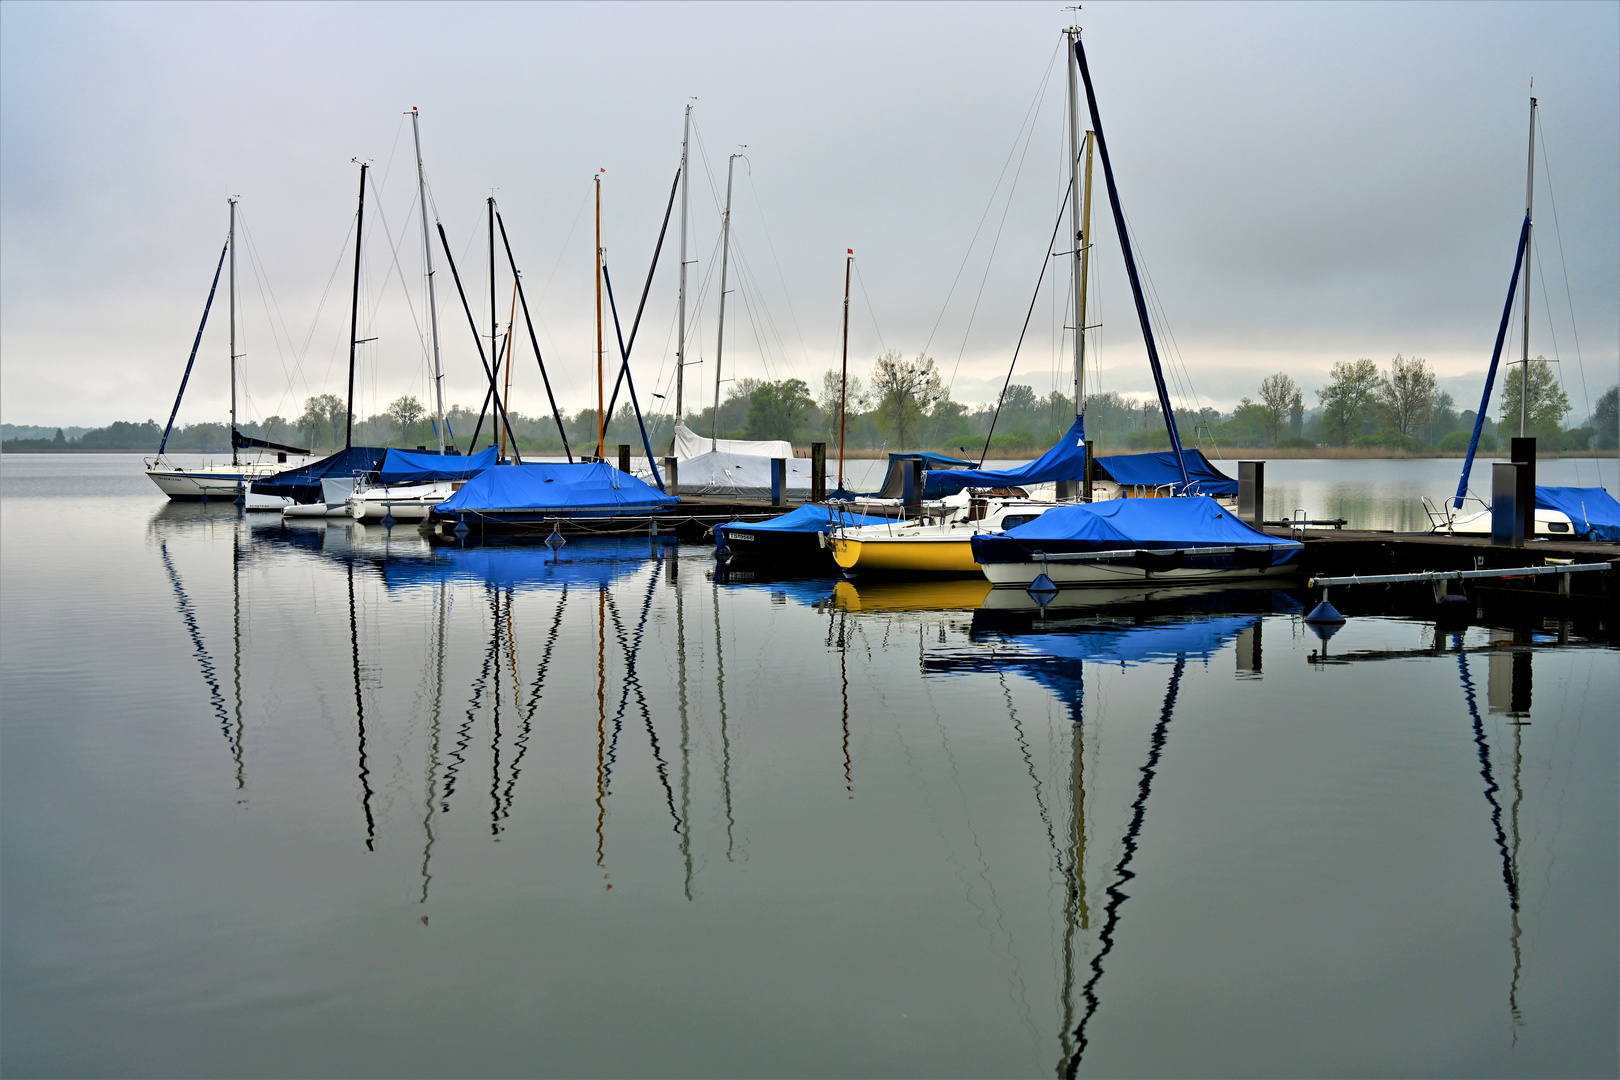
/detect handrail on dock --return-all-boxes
[1309,561,1612,601]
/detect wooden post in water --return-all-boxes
[663,457,679,496]
[811,443,827,502]
[618,444,631,474]
[1082,440,1095,502]
[1238,461,1264,528]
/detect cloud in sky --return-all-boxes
[2,0,1615,429]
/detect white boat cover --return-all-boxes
[667,451,813,500]
[671,421,794,462]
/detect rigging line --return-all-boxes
[920,41,1062,360]
[1536,124,1598,467]
[301,211,360,396]
[981,178,1073,461]
[157,541,238,757]
[726,240,783,378]
[687,117,728,217]
[373,112,408,201]
[443,587,500,811]
[235,211,306,417]
[744,171,811,368]
[364,176,432,372]
[1529,245,1585,486]
[851,259,889,356]
[945,59,1056,397]
[1123,210,1206,429]
[535,187,593,306]
[1458,651,1519,908]
[1063,654,1186,1079]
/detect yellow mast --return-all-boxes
[499,282,518,461]
[595,171,605,460]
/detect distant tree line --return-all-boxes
[10,358,1614,458]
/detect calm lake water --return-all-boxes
[2,454,1615,1078]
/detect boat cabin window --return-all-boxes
[1000,514,1040,530]
[1547,521,1570,532]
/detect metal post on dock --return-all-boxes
[1082,440,1094,502]
[618,444,631,475]
[1238,461,1264,528]
[663,457,679,496]
[770,458,786,506]
[1491,462,1524,547]
[1511,437,1536,542]
[811,443,827,502]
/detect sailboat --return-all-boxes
[145,197,314,503]
[1423,97,1620,542]
[967,29,1301,589]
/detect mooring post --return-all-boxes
[1511,436,1536,540]
[1238,461,1265,528]
[618,443,631,474]
[902,458,923,514]
[811,442,827,502]
[1082,440,1095,502]
[1491,461,1523,547]
[770,458,786,506]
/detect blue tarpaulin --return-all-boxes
[972,495,1300,565]
[253,446,387,503]
[924,418,1087,497]
[1093,449,1237,496]
[375,446,496,484]
[1535,485,1620,541]
[434,462,678,517]
[713,503,894,551]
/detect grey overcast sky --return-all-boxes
[2,0,1616,430]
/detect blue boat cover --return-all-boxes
[1093,448,1237,496]
[434,461,678,516]
[924,418,1087,497]
[1000,495,1294,548]
[253,446,387,502]
[1535,485,1620,541]
[375,446,496,484]
[715,503,891,539]
[375,538,658,593]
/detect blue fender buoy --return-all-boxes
[545,527,566,550]
[1303,600,1345,625]
[1027,573,1059,606]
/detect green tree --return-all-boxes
[1498,358,1570,439]
[297,394,348,449]
[1289,389,1305,438]
[386,395,426,442]
[1592,384,1618,450]
[1378,355,1437,438]
[745,379,813,441]
[1257,373,1298,445]
[1316,358,1382,446]
[51,428,65,445]
[871,351,944,449]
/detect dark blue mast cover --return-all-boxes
[1093,449,1237,496]
[1454,216,1532,509]
[253,446,387,503]
[925,418,1088,497]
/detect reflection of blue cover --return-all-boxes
[376,446,496,484]
[1535,485,1620,541]
[713,504,891,548]
[926,614,1260,713]
[376,539,658,593]
[1094,449,1237,496]
[925,418,1087,497]
[253,446,387,503]
[434,462,677,516]
[972,496,1300,565]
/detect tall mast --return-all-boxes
[1077,131,1094,415]
[675,104,691,424]
[489,195,499,456]
[712,152,740,447]
[596,172,605,459]
[410,109,447,453]
[345,161,368,450]
[1518,97,1537,438]
[1065,27,1086,421]
[839,249,852,489]
[228,196,238,465]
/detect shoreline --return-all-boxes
[5,446,1614,462]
